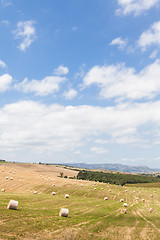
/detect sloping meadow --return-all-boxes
[0,163,160,239]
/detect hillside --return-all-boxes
[66,163,160,173]
[0,162,160,239]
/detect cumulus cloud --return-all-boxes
[0,59,7,68]
[83,60,160,101]
[63,89,78,100]
[13,20,36,51]
[53,65,69,75]
[137,21,160,51]
[15,76,66,96]
[116,0,159,16]
[0,74,12,92]
[110,37,127,50]
[1,100,160,161]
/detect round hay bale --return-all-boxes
[10,177,13,180]
[52,184,55,187]
[59,208,69,217]
[121,209,127,214]
[52,192,56,195]
[101,188,103,190]
[104,197,108,200]
[136,198,139,200]
[123,203,127,207]
[7,200,18,210]
[133,191,135,193]
[74,182,77,185]
[109,189,111,192]
[142,199,145,202]
[2,188,5,192]
[94,188,96,190]
[151,195,153,197]
[6,176,8,180]
[149,208,153,212]
[34,191,37,194]
[125,190,127,192]
[120,199,124,202]
[65,194,69,198]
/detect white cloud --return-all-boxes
[90,147,108,154]
[15,76,66,96]
[0,20,10,25]
[1,100,160,161]
[138,21,160,51]
[63,89,78,100]
[110,37,127,50]
[13,20,36,51]
[54,65,69,75]
[0,74,12,92]
[0,0,12,7]
[0,59,7,68]
[83,60,160,101]
[150,49,159,59]
[94,139,108,144]
[116,0,159,16]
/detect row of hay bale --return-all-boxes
[7,199,69,217]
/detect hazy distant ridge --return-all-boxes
[66,163,160,173]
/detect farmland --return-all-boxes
[0,163,160,240]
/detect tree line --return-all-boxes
[77,170,160,186]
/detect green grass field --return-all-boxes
[0,164,160,239]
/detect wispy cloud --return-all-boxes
[15,76,66,96]
[116,0,159,16]
[90,147,108,154]
[53,65,69,75]
[13,20,36,51]
[0,59,7,68]
[110,37,128,50]
[137,21,160,51]
[72,26,78,31]
[94,139,108,144]
[0,20,10,25]
[150,49,159,59]
[0,0,12,7]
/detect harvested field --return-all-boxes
[0,163,160,240]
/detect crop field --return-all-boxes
[0,163,160,240]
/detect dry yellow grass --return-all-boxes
[0,163,78,193]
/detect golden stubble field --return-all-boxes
[0,162,160,240]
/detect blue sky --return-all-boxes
[1,0,160,167]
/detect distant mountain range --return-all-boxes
[65,163,160,173]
